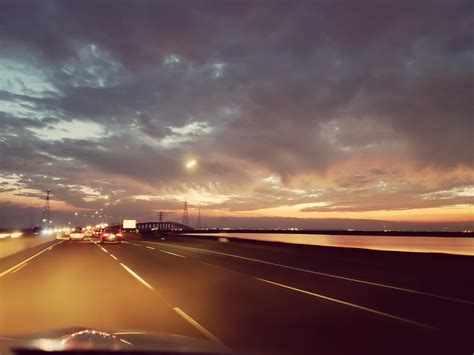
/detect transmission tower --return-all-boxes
[41,189,51,226]
[182,201,189,226]
[196,205,202,229]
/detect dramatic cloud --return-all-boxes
[0,0,472,228]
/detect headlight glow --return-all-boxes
[10,231,22,238]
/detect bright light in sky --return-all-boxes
[186,160,197,169]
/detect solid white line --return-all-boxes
[160,250,186,259]
[11,263,28,274]
[200,261,217,267]
[110,254,118,260]
[173,307,222,343]
[257,278,439,331]
[146,246,155,250]
[0,241,63,277]
[147,242,474,306]
[119,338,133,346]
[114,332,144,335]
[120,263,154,291]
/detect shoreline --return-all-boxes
[185,229,474,238]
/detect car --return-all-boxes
[92,228,103,239]
[68,227,85,241]
[100,228,123,244]
[83,228,93,238]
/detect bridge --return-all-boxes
[135,221,194,233]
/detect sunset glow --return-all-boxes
[0,1,472,230]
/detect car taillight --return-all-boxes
[116,233,122,237]
[103,233,109,236]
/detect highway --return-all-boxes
[0,235,473,354]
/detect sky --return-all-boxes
[0,0,473,230]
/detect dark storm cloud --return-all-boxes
[0,0,473,224]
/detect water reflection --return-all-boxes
[188,233,474,256]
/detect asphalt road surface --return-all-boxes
[1,235,473,354]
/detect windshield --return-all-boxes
[0,1,472,355]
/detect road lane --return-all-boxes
[154,242,474,305]
[94,239,224,344]
[109,239,462,354]
[1,236,472,354]
[137,239,474,331]
[141,236,474,302]
[0,240,63,277]
[255,278,438,331]
[0,239,202,340]
[0,239,61,277]
[126,238,473,351]
[10,263,28,274]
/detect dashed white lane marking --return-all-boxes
[110,254,118,260]
[173,307,223,344]
[100,247,108,253]
[119,263,154,291]
[146,246,155,250]
[200,261,217,267]
[115,251,224,347]
[119,338,133,346]
[123,240,141,247]
[0,241,63,277]
[145,241,474,306]
[160,250,186,259]
[11,263,28,274]
[257,278,439,331]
